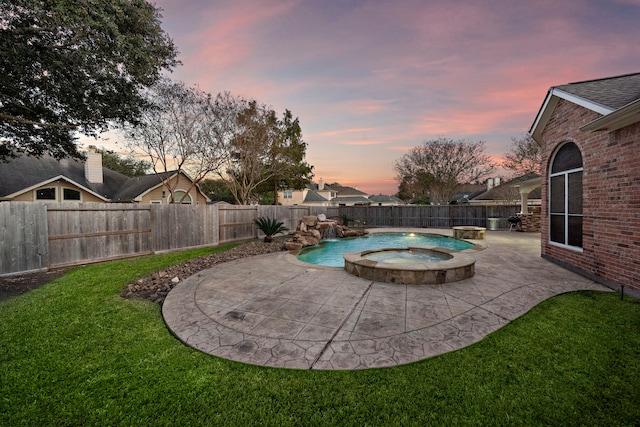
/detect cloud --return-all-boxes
[151,0,640,194]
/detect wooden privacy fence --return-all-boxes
[1,203,222,275]
[339,205,520,229]
[1,202,520,276]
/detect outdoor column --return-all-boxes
[520,189,529,214]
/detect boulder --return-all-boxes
[301,215,318,227]
[284,241,304,251]
[317,220,337,230]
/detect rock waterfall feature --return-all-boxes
[284,215,367,251]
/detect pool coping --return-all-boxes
[286,227,486,269]
[343,246,476,285]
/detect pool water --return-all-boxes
[297,232,474,267]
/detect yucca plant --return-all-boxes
[254,217,289,242]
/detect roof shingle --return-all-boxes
[555,72,640,110]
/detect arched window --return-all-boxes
[168,190,192,204]
[549,142,583,249]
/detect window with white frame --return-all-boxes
[168,190,192,204]
[549,142,583,249]
[283,190,293,199]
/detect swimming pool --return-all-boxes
[297,232,475,267]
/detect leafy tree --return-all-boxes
[0,0,179,160]
[502,135,542,175]
[212,94,311,205]
[126,78,224,203]
[198,179,236,204]
[394,137,495,205]
[256,110,313,204]
[97,148,150,177]
[395,173,432,203]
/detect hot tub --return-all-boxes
[343,246,475,285]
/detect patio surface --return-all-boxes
[162,228,607,370]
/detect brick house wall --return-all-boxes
[539,98,640,292]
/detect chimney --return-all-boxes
[486,177,494,190]
[85,145,103,184]
[318,177,324,190]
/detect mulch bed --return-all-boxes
[0,239,287,305]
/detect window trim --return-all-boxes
[548,143,583,252]
[168,189,193,204]
[35,187,57,202]
[62,187,82,202]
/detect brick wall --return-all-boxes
[539,99,640,292]
[518,206,541,232]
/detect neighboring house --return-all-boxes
[278,179,374,206]
[368,195,405,206]
[329,184,371,206]
[469,173,541,210]
[529,72,640,294]
[279,178,336,206]
[451,182,489,205]
[0,149,209,204]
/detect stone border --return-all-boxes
[452,226,486,240]
[344,246,475,285]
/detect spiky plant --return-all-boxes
[254,217,289,243]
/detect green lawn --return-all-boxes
[1,244,639,426]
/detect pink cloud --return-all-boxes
[149,0,640,196]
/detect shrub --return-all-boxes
[254,217,289,242]
[338,213,355,226]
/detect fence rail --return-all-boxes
[1,202,521,276]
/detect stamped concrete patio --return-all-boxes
[162,228,607,370]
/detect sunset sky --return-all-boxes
[104,0,640,195]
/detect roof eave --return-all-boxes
[3,175,110,202]
[510,176,542,193]
[580,98,640,132]
[133,172,177,200]
[529,87,614,143]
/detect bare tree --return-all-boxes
[502,135,542,176]
[126,78,225,203]
[394,137,495,205]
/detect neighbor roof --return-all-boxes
[332,196,371,205]
[368,195,404,204]
[529,72,640,142]
[331,185,368,197]
[0,155,128,200]
[0,155,207,202]
[472,173,541,201]
[302,190,330,203]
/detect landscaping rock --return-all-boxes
[120,239,286,305]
